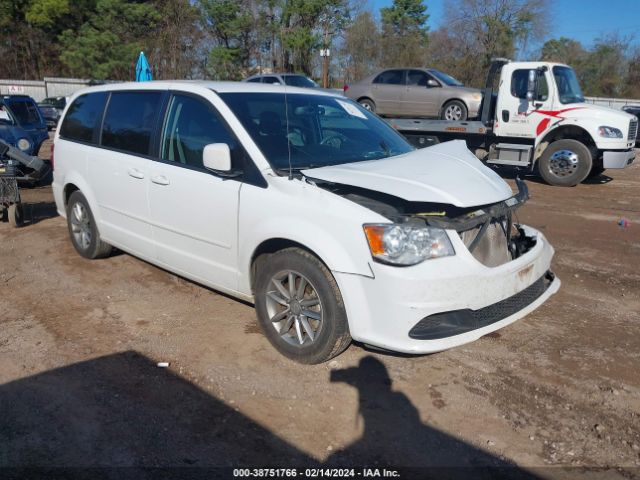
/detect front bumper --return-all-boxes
[603,149,635,169]
[334,225,559,354]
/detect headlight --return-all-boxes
[17,138,31,151]
[363,224,455,266]
[598,126,623,138]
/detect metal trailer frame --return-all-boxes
[0,138,47,227]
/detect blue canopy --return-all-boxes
[135,51,153,82]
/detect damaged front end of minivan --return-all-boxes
[311,176,536,269]
[304,157,559,353]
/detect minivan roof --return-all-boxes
[69,81,339,100]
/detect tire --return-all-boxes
[8,203,23,228]
[358,98,376,113]
[66,191,112,259]
[441,100,468,121]
[538,139,593,187]
[254,247,351,364]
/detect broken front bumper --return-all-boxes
[334,225,560,354]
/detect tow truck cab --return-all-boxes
[391,59,637,187]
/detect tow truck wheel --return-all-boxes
[538,139,592,187]
[8,202,24,228]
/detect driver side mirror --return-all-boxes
[203,143,241,178]
[427,79,439,88]
[526,69,538,102]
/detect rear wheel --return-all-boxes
[538,139,593,187]
[254,248,351,364]
[358,98,376,113]
[66,191,112,259]
[441,100,468,121]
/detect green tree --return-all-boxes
[201,0,253,80]
[59,0,160,79]
[540,37,585,65]
[379,0,429,67]
[578,35,629,97]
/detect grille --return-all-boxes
[459,218,511,267]
[630,119,638,141]
[408,272,554,340]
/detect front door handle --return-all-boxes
[127,168,144,179]
[151,174,170,186]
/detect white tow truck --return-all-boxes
[388,59,637,186]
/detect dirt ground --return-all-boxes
[0,144,639,478]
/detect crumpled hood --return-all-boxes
[302,140,514,208]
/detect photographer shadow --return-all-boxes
[327,356,537,478]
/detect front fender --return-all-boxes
[236,179,384,294]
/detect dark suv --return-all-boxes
[0,95,49,178]
[622,105,640,146]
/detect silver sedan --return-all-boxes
[344,68,482,121]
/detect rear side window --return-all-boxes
[262,76,281,84]
[160,94,239,168]
[60,93,108,143]
[101,91,163,156]
[373,70,405,85]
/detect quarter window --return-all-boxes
[160,94,238,169]
[373,70,405,85]
[101,91,163,156]
[59,92,108,143]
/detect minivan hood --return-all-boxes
[302,140,513,208]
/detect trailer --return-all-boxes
[387,59,637,186]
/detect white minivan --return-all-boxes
[52,81,560,364]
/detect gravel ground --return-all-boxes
[0,146,639,478]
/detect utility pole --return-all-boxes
[321,16,330,88]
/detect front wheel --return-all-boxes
[441,100,468,121]
[538,139,593,186]
[66,191,112,259]
[254,248,351,364]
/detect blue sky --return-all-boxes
[368,0,640,49]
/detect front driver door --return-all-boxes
[147,92,241,291]
[402,70,439,117]
[494,67,552,139]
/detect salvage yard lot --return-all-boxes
[1,152,639,475]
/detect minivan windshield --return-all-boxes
[429,69,463,87]
[219,92,413,171]
[283,75,319,88]
[553,66,585,104]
